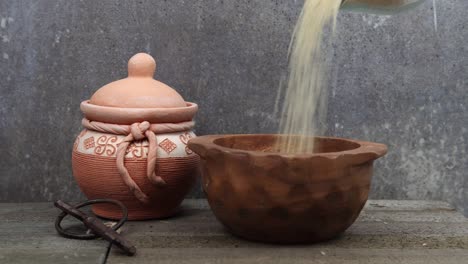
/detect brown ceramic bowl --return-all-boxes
[188,134,387,243]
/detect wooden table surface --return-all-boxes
[1,199,468,264]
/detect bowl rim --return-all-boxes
[188,134,388,161]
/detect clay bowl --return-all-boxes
[188,134,387,243]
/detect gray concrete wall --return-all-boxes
[1,1,466,215]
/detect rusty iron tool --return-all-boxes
[54,199,136,256]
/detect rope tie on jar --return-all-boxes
[116,121,162,203]
[82,118,195,203]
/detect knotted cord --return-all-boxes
[81,118,195,203]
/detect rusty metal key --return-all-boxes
[54,199,136,256]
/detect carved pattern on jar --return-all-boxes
[125,141,149,158]
[84,137,96,150]
[74,130,87,151]
[179,132,194,155]
[94,136,118,156]
[159,138,177,154]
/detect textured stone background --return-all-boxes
[1,1,466,215]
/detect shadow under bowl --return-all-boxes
[188,134,387,243]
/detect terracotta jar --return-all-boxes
[72,53,199,220]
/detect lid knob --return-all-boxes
[128,53,156,78]
[88,52,187,109]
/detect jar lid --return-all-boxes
[89,53,186,108]
[81,53,198,125]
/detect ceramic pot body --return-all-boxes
[188,134,387,243]
[72,53,199,220]
[72,129,198,220]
